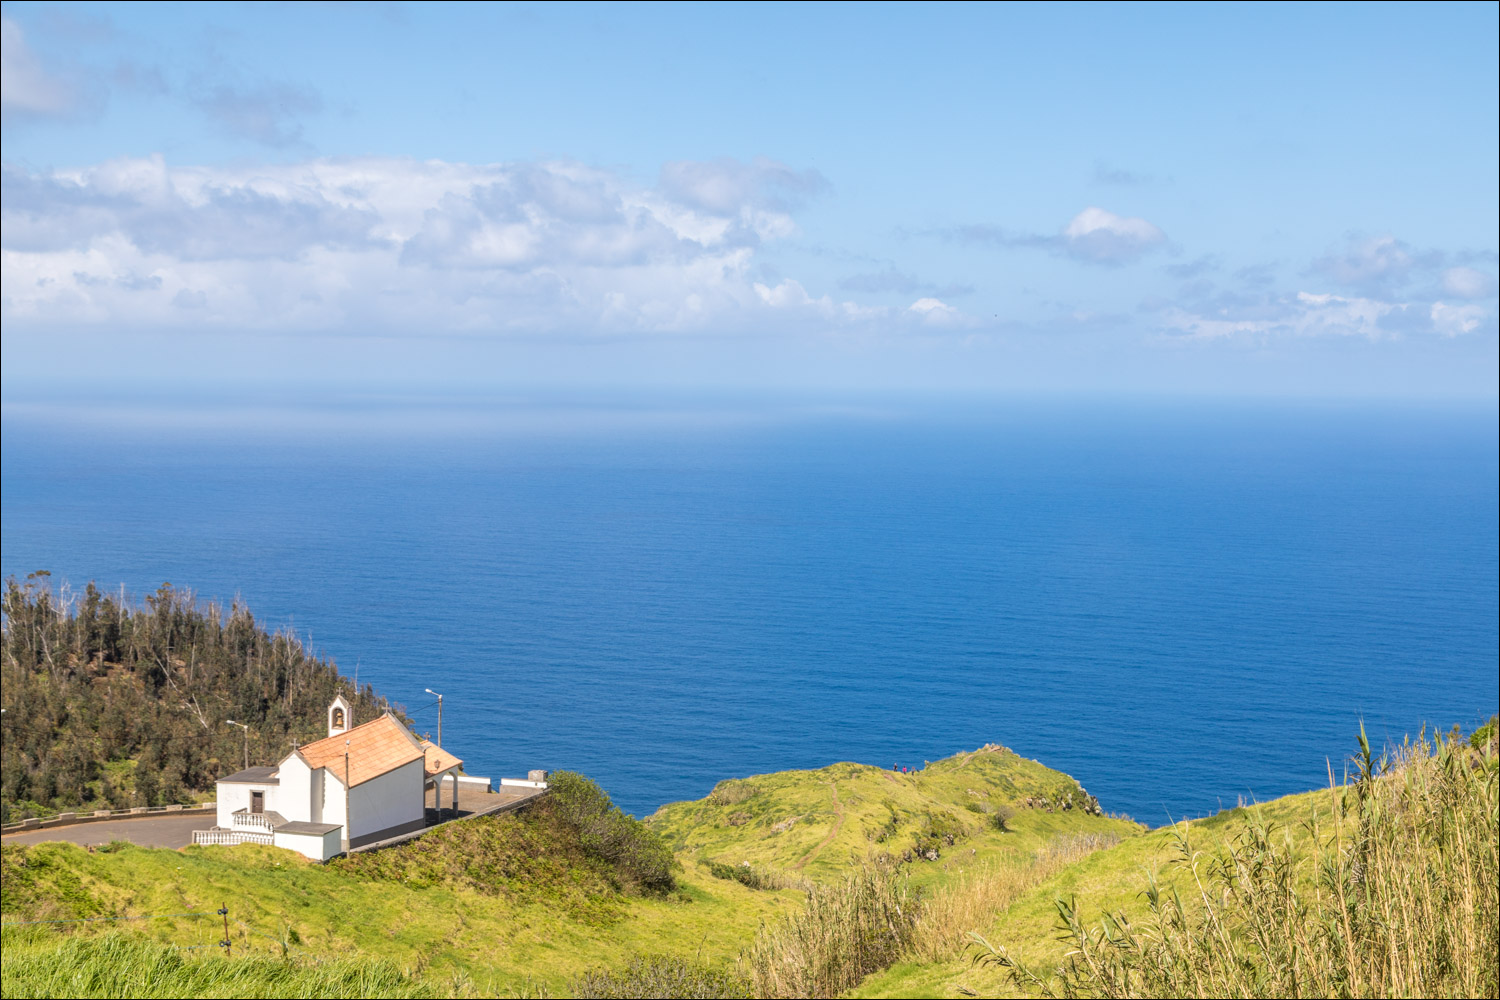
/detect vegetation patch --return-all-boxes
[701,860,784,891]
[2,575,400,823]
[545,772,678,894]
[746,866,921,998]
[0,933,439,999]
[570,955,752,999]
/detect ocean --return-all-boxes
[2,391,1495,824]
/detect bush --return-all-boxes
[989,804,1015,832]
[547,772,676,893]
[707,779,757,806]
[703,860,783,891]
[571,955,751,999]
[1471,714,1498,751]
[910,809,966,856]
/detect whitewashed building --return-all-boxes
[195,695,469,861]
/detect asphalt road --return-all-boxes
[1,814,208,849]
[2,786,544,852]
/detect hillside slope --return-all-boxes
[647,743,1141,891]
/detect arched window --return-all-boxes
[332,707,345,729]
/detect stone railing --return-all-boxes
[193,829,274,847]
[2,802,216,835]
[231,811,275,831]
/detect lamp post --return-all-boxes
[425,689,443,747]
[225,720,250,770]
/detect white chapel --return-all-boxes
[195,695,467,861]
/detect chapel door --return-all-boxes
[251,790,264,814]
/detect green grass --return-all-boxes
[646,745,1142,894]
[852,791,1330,999]
[1,802,799,997]
[0,934,440,999]
[24,740,1482,1000]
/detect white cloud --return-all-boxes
[1161,290,1397,340]
[1062,206,1165,263]
[1430,301,1488,337]
[1313,235,1412,286]
[907,297,963,326]
[1441,266,1497,299]
[0,155,890,336]
[1,17,72,118]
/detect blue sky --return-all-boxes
[2,2,1496,396]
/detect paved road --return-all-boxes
[1,814,209,849]
[2,787,544,852]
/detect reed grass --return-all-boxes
[911,833,1122,963]
[0,933,439,998]
[974,726,1500,998]
[746,832,1123,997]
[744,866,921,998]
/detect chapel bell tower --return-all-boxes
[328,693,352,737]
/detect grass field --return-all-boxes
[5,732,1494,998]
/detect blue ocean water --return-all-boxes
[2,393,1496,824]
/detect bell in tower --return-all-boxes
[328,693,352,737]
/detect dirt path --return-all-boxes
[792,782,845,870]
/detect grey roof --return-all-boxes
[275,821,342,836]
[219,766,280,785]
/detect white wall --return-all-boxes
[439,775,492,793]
[272,829,342,862]
[215,782,269,827]
[499,778,548,789]
[348,758,424,841]
[322,772,347,832]
[276,756,313,824]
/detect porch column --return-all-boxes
[450,769,458,815]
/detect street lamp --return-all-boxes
[225,719,251,770]
[425,689,443,747]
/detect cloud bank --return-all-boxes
[1,155,961,336]
[1,16,73,119]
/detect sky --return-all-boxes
[2,2,1497,398]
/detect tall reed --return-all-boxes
[975,727,1500,998]
[744,866,921,998]
[912,833,1121,963]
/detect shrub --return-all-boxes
[570,955,751,999]
[910,809,966,856]
[989,804,1015,832]
[707,779,757,806]
[547,771,676,893]
[703,860,784,891]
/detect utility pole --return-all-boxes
[225,720,250,770]
[343,739,351,853]
[425,689,444,746]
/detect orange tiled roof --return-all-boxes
[419,739,463,777]
[298,714,425,787]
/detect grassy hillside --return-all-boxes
[1,780,800,997]
[856,729,1499,999]
[2,746,1130,997]
[647,743,1141,892]
[6,731,1493,998]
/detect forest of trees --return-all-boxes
[0,573,403,824]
